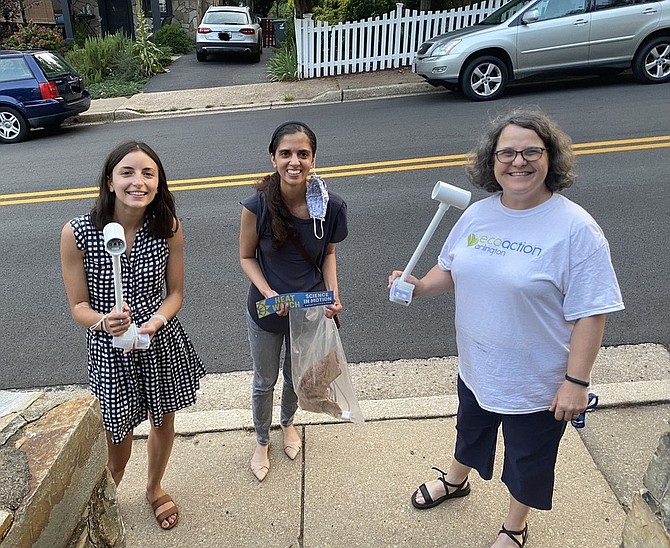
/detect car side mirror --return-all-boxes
[522,9,540,23]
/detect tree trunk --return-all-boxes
[294,0,312,18]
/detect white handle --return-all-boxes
[111,255,124,312]
[400,204,448,280]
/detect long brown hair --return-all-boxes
[91,141,178,238]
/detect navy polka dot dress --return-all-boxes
[70,214,206,444]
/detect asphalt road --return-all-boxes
[1,77,669,390]
[142,48,275,92]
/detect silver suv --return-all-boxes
[413,0,670,100]
[196,6,263,63]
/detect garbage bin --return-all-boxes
[272,19,287,47]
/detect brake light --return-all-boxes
[240,28,255,35]
[39,81,60,99]
[197,27,212,34]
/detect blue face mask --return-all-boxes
[306,172,329,239]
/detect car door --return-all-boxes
[514,0,591,75]
[588,0,663,65]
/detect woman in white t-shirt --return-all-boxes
[389,108,623,548]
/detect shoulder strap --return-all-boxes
[291,231,340,329]
[290,232,322,276]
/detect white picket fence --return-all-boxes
[294,0,506,79]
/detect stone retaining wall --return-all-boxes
[0,394,124,548]
[622,430,670,548]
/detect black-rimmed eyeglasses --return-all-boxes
[493,147,548,163]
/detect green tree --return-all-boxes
[343,0,398,21]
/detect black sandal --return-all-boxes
[498,523,528,547]
[410,466,470,510]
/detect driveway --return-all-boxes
[142,48,275,92]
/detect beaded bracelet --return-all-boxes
[565,373,589,387]
[151,314,168,328]
[89,314,110,333]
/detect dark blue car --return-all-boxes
[0,49,91,144]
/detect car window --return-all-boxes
[481,0,536,24]
[204,11,249,25]
[591,0,655,9]
[536,0,586,19]
[0,57,33,82]
[33,51,75,78]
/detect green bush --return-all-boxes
[154,24,194,55]
[2,22,68,54]
[133,0,165,77]
[109,48,145,82]
[343,0,397,21]
[267,42,297,81]
[65,33,130,84]
[312,0,345,24]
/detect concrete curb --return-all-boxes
[133,378,670,438]
[67,82,441,125]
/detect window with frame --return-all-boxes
[0,58,33,82]
[141,0,170,16]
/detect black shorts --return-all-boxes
[455,377,567,510]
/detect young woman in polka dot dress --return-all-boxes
[60,141,205,530]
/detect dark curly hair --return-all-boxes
[90,141,178,239]
[258,122,317,249]
[466,108,576,193]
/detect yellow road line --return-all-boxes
[2,136,669,206]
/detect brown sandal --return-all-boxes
[150,494,179,530]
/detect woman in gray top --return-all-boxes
[239,121,348,481]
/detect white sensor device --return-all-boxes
[102,223,150,350]
[389,181,471,306]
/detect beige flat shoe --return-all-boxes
[251,447,270,482]
[283,438,302,460]
[282,425,302,460]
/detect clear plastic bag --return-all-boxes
[289,307,364,423]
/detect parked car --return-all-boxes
[196,6,263,63]
[413,0,670,101]
[0,50,91,144]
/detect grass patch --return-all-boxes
[87,79,146,99]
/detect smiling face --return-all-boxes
[493,123,551,210]
[270,131,315,192]
[107,150,159,211]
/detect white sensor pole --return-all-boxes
[102,223,150,350]
[103,223,126,313]
[389,181,471,306]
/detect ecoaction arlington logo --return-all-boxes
[467,234,543,257]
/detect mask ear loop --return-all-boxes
[313,218,325,239]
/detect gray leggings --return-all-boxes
[246,311,298,446]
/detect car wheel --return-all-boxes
[632,37,670,84]
[0,106,29,144]
[252,45,261,63]
[461,56,508,101]
[196,50,207,62]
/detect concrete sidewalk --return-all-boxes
[70,69,439,124]
[104,343,670,547]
